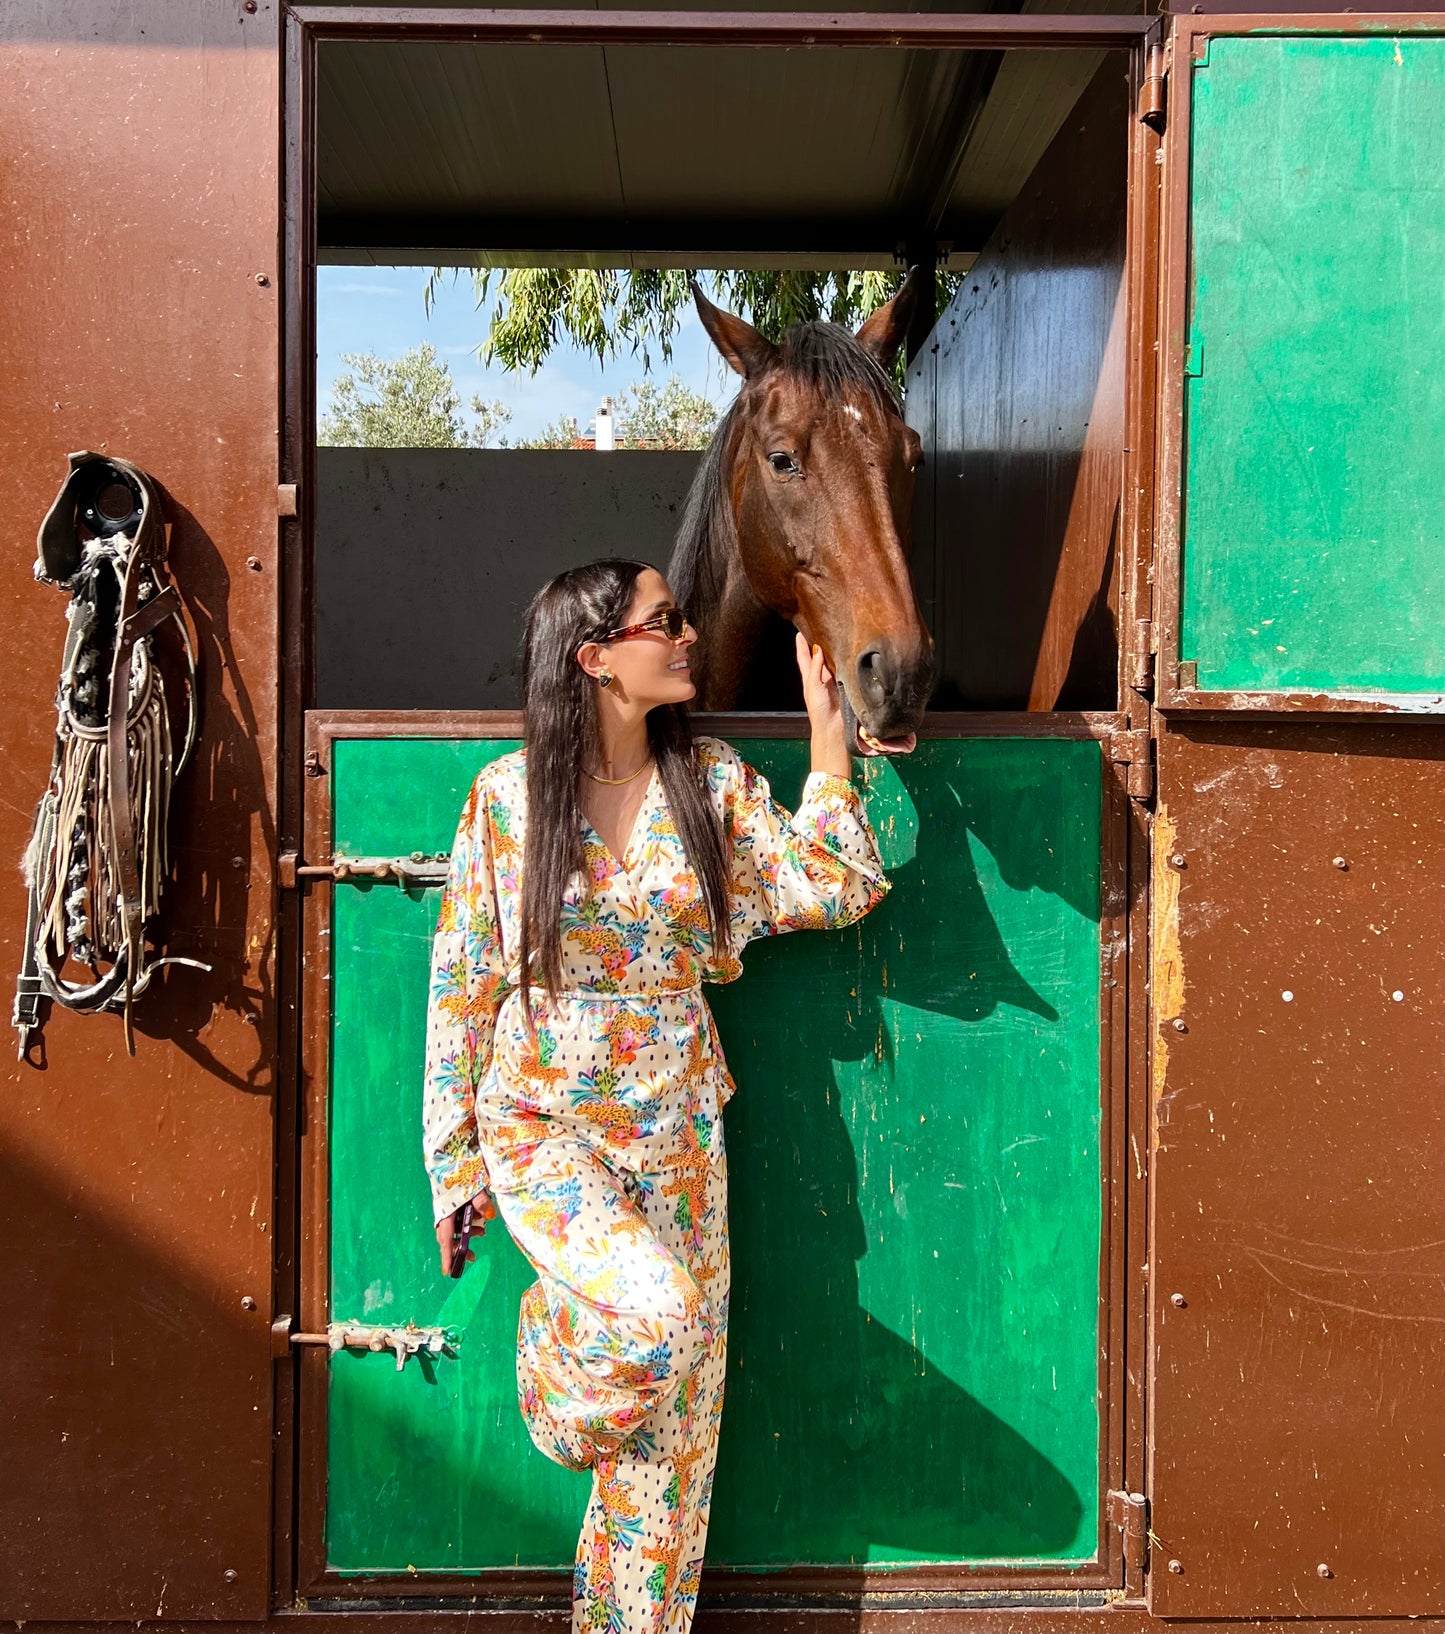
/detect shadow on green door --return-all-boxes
[325,736,1102,1572]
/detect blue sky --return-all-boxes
[316,265,740,441]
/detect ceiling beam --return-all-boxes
[317,213,997,270]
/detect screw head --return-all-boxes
[223,1568,239,1584]
[1171,1017,1188,1033]
[1168,853,1187,870]
[1170,1292,1187,1308]
[1168,1558,1184,1574]
[246,555,263,571]
[240,1295,257,1312]
[254,271,269,286]
[242,0,257,11]
[1317,1563,1332,1579]
[1332,856,1348,870]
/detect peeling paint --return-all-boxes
[1152,803,1186,1138]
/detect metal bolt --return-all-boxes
[223,1568,239,1584]
[1317,1564,1332,1579]
[1168,1558,1184,1574]
[1332,857,1348,870]
[231,856,245,869]
[241,1295,257,1311]
[243,0,257,10]
[254,272,269,286]
[246,556,263,572]
[1168,853,1187,870]
[1170,1292,1187,1308]
[1171,1018,1187,1033]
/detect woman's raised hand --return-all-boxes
[435,1188,498,1276]
[794,631,851,779]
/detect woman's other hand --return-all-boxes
[795,631,851,779]
[435,1189,498,1276]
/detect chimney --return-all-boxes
[594,397,615,452]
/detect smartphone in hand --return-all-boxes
[448,1200,475,1279]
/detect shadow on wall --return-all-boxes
[321,737,1103,1596]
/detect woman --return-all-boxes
[422,558,890,1634]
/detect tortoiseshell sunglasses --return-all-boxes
[601,607,693,644]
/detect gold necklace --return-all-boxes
[582,756,654,787]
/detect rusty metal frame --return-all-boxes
[280,5,1163,1616]
[290,708,1136,1612]
[289,6,1157,48]
[1151,11,1445,718]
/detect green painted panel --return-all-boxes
[1181,34,1445,695]
[326,737,1102,1573]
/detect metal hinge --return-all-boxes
[277,851,450,889]
[1109,728,1155,803]
[271,1315,461,1372]
[1138,42,1166,132]
[1108,1490,1150,1599]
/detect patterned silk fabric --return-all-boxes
[423,737,889,1633]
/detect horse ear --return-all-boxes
[690,278,777,379]
[855,265,927,368]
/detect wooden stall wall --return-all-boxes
[0,4,281,1621]
[906,59,1128,713]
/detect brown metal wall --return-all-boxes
[1148,721,1445,1617]
[906,58,1129,713]
[0,3,280,1620]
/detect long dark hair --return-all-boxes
[518,559,732,1008]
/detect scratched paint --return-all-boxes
[325,736,1104,1572]
[1179,35,1445,694]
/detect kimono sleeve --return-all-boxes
[707,738,890,952]
[422,771,510,1226]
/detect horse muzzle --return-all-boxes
[841,640,933,757]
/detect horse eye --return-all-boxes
[767,451,800,478]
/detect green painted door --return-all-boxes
[323,734,1105,1574]
[1180,33,1445,697]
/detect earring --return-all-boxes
[598,670,614,689]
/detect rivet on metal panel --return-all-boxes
[254,272,269,286]
[1171,1018,1187,1033]
[1317,1564,1333,1579]
[1168,1558,1184,1574]
[243,0,257,10]
[304,752,326,778]
[1168,853,1187,870]
[1332,856,1349,870]
[246,556,263,572]
[1282,990,1294,1003]
[223,1569,239,1584]
[240,1295,257,1311]
[1391,990,1405,1003]
[1170,1292,1187,1308]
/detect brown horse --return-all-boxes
[668,273,935,756]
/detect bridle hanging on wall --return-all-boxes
[13,451,205,1061]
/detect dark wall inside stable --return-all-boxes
[316,448,700,709]
[907,60,1129,712]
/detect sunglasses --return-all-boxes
[601,607,693,645]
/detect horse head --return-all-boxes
[678,271,935,756]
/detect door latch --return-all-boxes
[272,1315,461,1372]
[277,852,450,889]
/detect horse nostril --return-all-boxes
[857,648,889,704]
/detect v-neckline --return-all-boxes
[582,764,659,881]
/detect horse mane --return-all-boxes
[668,321,900,639]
